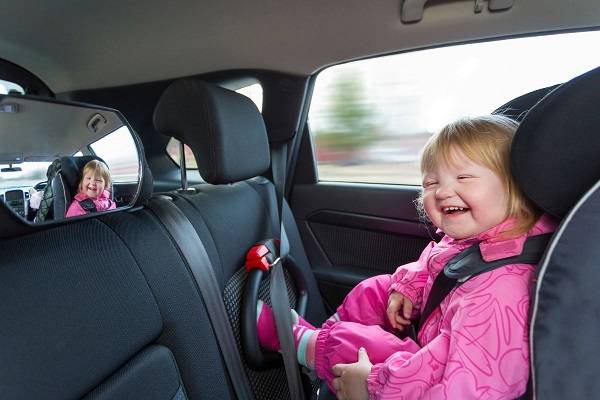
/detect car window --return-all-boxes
[89,126,140,183]
[0,79,24,95]
[166,82,263,170]
[309,30,600,185]
[236,83,263,112]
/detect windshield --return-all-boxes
[0,162,50,190]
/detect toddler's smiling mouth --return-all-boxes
[442,206,469,214]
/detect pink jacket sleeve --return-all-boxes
[388,241,435,314]
[368,266,532,399]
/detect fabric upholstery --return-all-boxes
[531,180,600,399]
[511,66,600,218]
[153,79,270,184]
[0,219,163,399]
[83,345,186,400]
[101,210,236,400]
[509,66,600,399]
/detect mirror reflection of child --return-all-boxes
[66,160,116,217]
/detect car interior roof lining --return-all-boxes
[0,0,599,92]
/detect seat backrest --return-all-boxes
[510,65,600,399]
[493,84,559,122]
[154,79,328,399]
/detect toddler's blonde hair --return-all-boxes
[79,159,112,192]
[419,115,540,236]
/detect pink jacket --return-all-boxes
[368,215,557,399]
[65,190,116,217]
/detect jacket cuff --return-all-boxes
[389,283,422,318]
[367,363,385,400]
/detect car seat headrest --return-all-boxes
[493,84,559,122]
[511,66,600,219]
[153,79,270,185]
[59,155,108,194]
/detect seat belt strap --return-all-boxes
[78,198,98,213]
[270,142,306,400]
[418,233,553,334]
[147,195,254,400]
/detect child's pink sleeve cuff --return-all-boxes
[389,282,420,311]
[367,363,385,400]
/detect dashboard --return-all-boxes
[0,188,31,218]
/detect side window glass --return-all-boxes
[236,83,263,112]
[89,126,139,183]
[309,31,600,185]
[0,79,24,95]
[166,138,198,169]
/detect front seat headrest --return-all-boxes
[511,66,600,219]
[153,79,270,185]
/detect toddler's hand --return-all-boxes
[332,347,372,400]
[387,290,413,331]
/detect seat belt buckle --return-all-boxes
[245,239,280,272]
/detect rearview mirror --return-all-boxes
[0,166,22,172]
[0,95,143,224]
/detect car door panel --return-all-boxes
[291,182,435,311]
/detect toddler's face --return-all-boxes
[421,147,508,240]
[80,173,106,199]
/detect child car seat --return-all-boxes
[34,155,108,221]
[34,158,63,222]
[510,65,600,399]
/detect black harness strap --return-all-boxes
[418,233,553,334]
[270,142,306,400]
[78,198,98,213]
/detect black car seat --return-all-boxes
[153,79,328,399]
[34,158,62,222]
[35,155,109,221]
[509,66,600,399]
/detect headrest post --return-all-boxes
[179,140,188,190]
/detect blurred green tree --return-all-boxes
[314,72,379,160]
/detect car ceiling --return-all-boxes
[0,96,124,162]
[1,0,599,93]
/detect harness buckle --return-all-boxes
[245,239,280,272]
